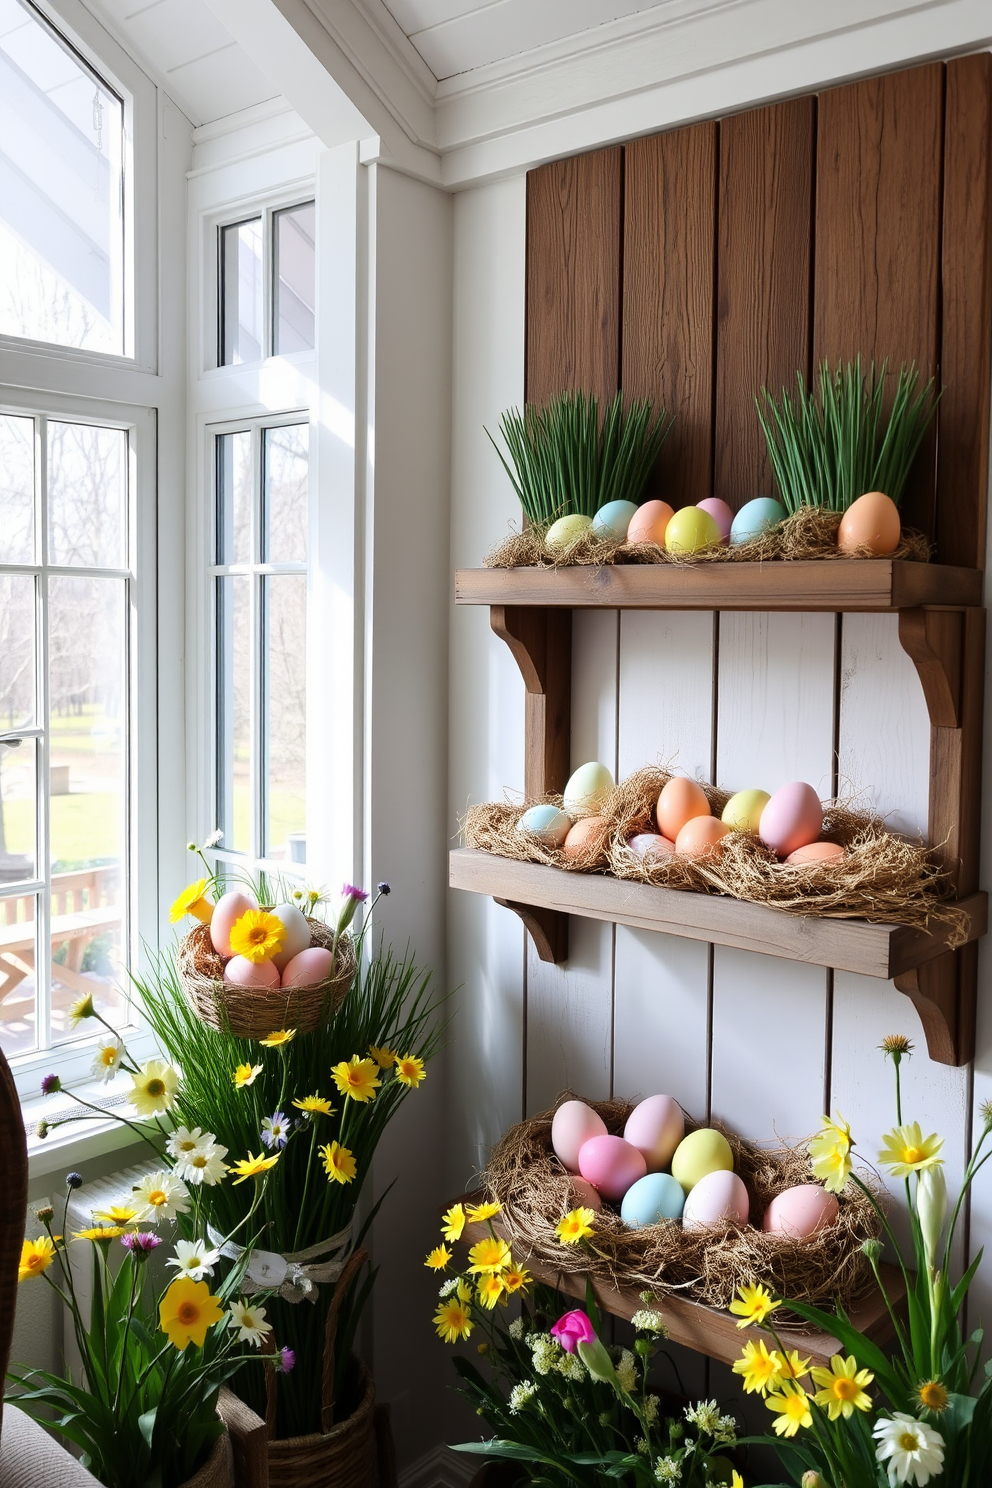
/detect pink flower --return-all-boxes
[335,884,368,934]
[551,1309,598,1354]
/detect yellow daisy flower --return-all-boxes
[434,1296,473,1344]
[810,1112,853,1194]
[465,1201,502,1223]
[729,1282,780,1330]
[917,1379,949,1413]
[467,1237,511,1274]
[230,1151,280,1185]
[159,1276,224,1350]
[501,1263,532,1296]
[331,1056,381,1104]
[260,1029,296,1048]
[19,1236,58,1282]
[394,1054,426,1089]
[777,1348,812,1384]
[731,1474,744,1488]
[67,992,95,1026]
[733,1339,783,1395]
[765,1385,812,1438]
[92,1204,140,1225]
[441,1204,466,1243]
[878,1122,944,1178]
[319,1141,357,1185]
[229,910,286,965]
[555,1207,597,1245]
[425,1245,452,1271]
[476,1273,506,1310]
[130,1060,179,1117]
[369,1045,396,1068]
[810,1354,874,1420]
[169,879,213,925]
[233,1063,264,1089]
[73,1225,130,1242]
[292,1095,335,1117]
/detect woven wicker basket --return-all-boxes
[181,1429,233,1488]
[177,920,356,1038]
[266,1360,376,1488]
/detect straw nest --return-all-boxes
[483,505,931,569]
[462,765,970,943]
[177,920,357,1039]
[482,1094,883,1315]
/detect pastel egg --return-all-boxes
[682,1170,750,1230]
[759,782,824,858]
[223,955,279,989]
[281,946,335,989]
[657,778,710,841]
[546,514,593,552]
[696,498,734,546]
[623,1095,685,1172]
[592,500,639,542]
[730,497,788,545]
[665,505,721,555]
[563,762,615,817]
[627,500,674,547]
[671,1128,734,1193]
[517,804,571,848]
[675,816,729,859]
[268,902,311,971]
[570,1176,603,1213]
[563,816,609,861]
[621,1172,685,1228]
[627,833,676,863]
[786,841,845,866]
[210,889,258,957]
[552,1100,608,1173]
[722,789,771,835]
[763,1184,839,1239]
[577,1134,647,1201]
[838,491,901,556]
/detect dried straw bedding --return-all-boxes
[482,1095,883,1316]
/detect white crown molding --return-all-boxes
[399,1443,476,1488]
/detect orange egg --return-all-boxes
[657,777,710,840]
[786,841,845,865]
[675,816,729,858]
[563,815,609,860]
[627,500,675,547]
[837,491,901,555]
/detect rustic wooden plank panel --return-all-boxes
[714,99,814,508]
[622,124,717,506]
[813,64,944,541]
[526,149,623,407]
[938,53,992,571]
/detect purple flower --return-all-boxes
[276,1347,295,1374]
[41,1074,62,1095]
[261,1112,291,1150]
[335,884,369,934]
[121,1232,162,1258]
[65,1172,83,1190]
[376,881,391,896]
[551,1309,598,1355]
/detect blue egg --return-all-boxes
[620,1171,685,1228]
[729,497,788,545]
[592,500,638,542]
[517,804,571,848]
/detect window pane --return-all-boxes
[216,575,251,853]
[0,573,36,729]
[0,413,35,562]
[220,217,262,366]
[48,574,126,1042]
[216,430,251,565]
[263,424,308,563]
[263,575,305,862]
[273,202,315,355]
[48,421,126,568]
[0,892,38,1057]
[0,735,36,881]
[0,0,125,354]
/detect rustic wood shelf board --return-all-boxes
[460,1210,905,1371]
[450,849,987,981]
[456,561,983,612]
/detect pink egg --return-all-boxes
[551,1100,608,1173]
[578,1134,647,1201]
[681,1170,750,1230]
[223,955,279,989]
[763,1184,840,1239]
[627,500,675,547]
[280,946,335,989]
[696,498,734,546]
[570,1177,603,1213]
[210,890,258,957]
[623,1095,685,1173]
[759,782,823,858]
[628,833,676,862]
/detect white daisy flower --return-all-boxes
[132,1171,190,1223]
[228,1299,272,1346]
[176,1146,229,1186]
[873,1414,944,1486]
[130,1060,180,1118]
[166,1238,221,1281]
[166,1127,214,1161]
[91,1037,124,1085]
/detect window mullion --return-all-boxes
[36,415,52,1049]
[250,424,263,864]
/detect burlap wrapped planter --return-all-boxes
[181,1430,233,1488]
[177,921,356,1038]
[482,1094,884,1317]
[266,1360,376,1488]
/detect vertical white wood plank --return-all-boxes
[838,614,930,835]
[616,610,716,778]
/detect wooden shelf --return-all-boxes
[456,560,983,613]
[461,1207,906,1371]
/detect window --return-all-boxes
[0,0,127,355]
[217,199,314,366]
[0,409,133,1060]
[213,418,308,867]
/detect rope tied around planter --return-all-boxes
[207,1220,355,1304]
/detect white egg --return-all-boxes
[268,902,312,971]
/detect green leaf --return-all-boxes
[137,1406,158,1449]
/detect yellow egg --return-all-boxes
[837,491,901,555]
[665,506,721,555]
[671,1128,734,1194]
[563,761,614,816]
[546,514,593,552]
[722,788,771,835]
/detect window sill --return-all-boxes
[24,1077,148,1183]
